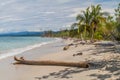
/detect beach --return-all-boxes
[0,39,120,80]
[0,0,119,80]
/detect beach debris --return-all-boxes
[63,43,75,50]
[35,77,41,80]
[68,43,74,46]
[63,45,69,50]
[80,41,86,45]
[93,41,115,46]
[13,56,89,68]
[73,52,83,56]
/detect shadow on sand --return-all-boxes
[35,67,88,80]
[35,60,120,80]
[88,43,120,80]
[35,43,120,80]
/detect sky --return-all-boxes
[0,0,119,33]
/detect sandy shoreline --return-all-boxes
[0,39,65,80]
[0,39,120,80]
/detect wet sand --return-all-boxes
[0,39,120,80]
[0,39,65,80]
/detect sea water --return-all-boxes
[0,37,59,59]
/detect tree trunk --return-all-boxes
[84,26,87,40]
[80,33,84,41]
[91,27,94,42]
[13,56,89,68]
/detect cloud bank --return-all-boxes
[0,0,119,33]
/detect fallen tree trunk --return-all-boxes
[14,56,89,68]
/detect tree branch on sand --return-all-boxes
[13,56,89,68]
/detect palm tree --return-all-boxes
[90,4,108,41]
[71,4,109,41]
[114,3,120,40]
[69,24,78,37]
[71,22,84,39]
[101,16,116,40]
[115,3,120,23]
[76,7,92,40]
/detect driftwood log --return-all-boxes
[14,56,89,68]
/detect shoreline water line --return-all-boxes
[0,37,62,60]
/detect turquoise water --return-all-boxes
[0,37,58,59]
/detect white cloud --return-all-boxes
[0,16,11,19]
[68,5,116,18]
[0,28,11,33]
[0,0,15,6]
[61,22,74,30]
[102,8,115,16]
[0,15,24,22]
[0,28,4,32]
[14,6,27,12]
[56,0,73,4]
[3,18,23,22]
[44,11,55,14]
[67,7,86,18]
[27,28,41,32]
[0,0,118,33]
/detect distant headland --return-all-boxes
[0,31,44,37]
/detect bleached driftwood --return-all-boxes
[14,56,89,68]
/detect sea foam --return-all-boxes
[0,38,61,59]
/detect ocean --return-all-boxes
[0,37,58,59]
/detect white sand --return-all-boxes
[0,39,120,80]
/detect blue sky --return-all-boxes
[0,0,119,33]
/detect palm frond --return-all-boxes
[71,23,78,28]
[76,14,84,21]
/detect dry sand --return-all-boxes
[0,39,120,80]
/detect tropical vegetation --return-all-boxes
[44,3,120,41]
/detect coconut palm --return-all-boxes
[90,4,109,40]
[115,3,120,23]
[76,7,92,40]
[71,4,109,41]
[101,16,116,40]
[114,3,120,40]
[69,24,78,37]
[71,22,84,39]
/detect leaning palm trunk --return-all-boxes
[91,23,98,42]
[14,56,89,68]
[91,27,94,42]
[84,26,87,40]
[80,33,84,41]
